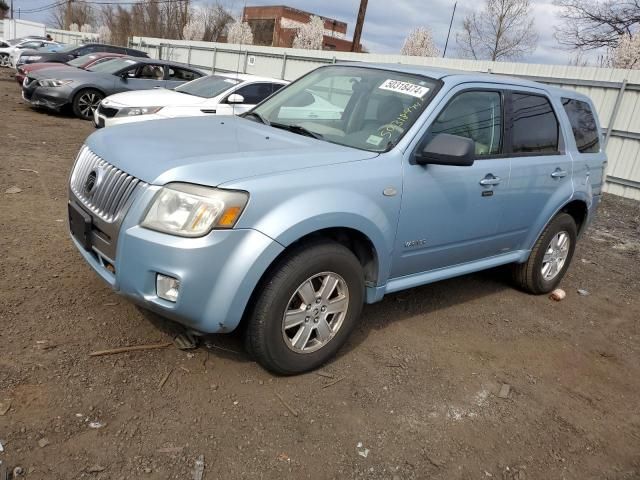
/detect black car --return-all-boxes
[18,43,148,67]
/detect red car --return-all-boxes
[15,52,125,85]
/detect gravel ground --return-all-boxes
[1,67,639,479]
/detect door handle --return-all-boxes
[479,175,501,186]
[551,169,568,179]
[200,109,217,114]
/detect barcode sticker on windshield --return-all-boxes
[379,79,429,98]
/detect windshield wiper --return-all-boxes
[243,111,269,125]
[270,122,323,139]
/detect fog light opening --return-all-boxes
[156,274,180,302]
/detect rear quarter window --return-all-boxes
[561,98,600,154]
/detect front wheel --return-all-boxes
[245,240,365,375]
[72,89,103,120]
[512,213,577,294]
[0,54,9,67]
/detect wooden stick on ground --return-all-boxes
[275,392,299,417]
[158,368,173,390]
[89,342,172,357]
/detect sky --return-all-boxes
[17,0,582,65]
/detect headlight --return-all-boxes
[116,106,163,117]
[38,79,72,87]
[23,55,42,61]
[141,183,249,237]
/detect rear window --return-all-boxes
[510,93,559,154]
[561,98,600,154]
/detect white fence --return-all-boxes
[47,28,99,45]
[39,30,640,200]
[3,19,46,40]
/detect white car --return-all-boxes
[94,73,288,128]
[0,38,60,67]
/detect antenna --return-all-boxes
[232,0,248,116]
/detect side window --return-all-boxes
[427,90,503,156]
[168,67,198,81]
[561,98,600,153]
[272,83,286,94]
[510,93,559,154]
[232,83,275,104]
[137,64,165,79]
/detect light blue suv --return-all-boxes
[68,64,606,374]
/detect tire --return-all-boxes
[0,54,9,68]
[245,240,365,375]
[513,212,577,294]
[72,89,103,120]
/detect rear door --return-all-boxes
[497,88,573,252]
[392,86,512,277]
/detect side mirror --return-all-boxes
[226,93,244,104]
[415,133,475,166]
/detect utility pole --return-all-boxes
[10,0,13,19]
[443,1,457,58]
[350,0,367,52]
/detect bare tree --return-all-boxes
[201,3,234,42]
[1,0,9,19]
[49,1,96,29]
[456,0,538,61]
[555,0,640,51]
[227,17,253,45]
[96,25,112,44]
[80,24,94,33]
[400,27,439,57]
[183,14,206,40]
[292,15,324,50]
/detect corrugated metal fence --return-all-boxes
[46,31,640,200]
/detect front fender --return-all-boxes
[252,189,395,285]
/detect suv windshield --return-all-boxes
[250,66,438,152]
[87,57,137,73]
[175,75,240,98]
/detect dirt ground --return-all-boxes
[1,67,639,480]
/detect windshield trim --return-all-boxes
[247,65,443,154]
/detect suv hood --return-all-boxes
[104,89,205,108]
[85,115,378,185]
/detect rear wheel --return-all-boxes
[245,240,365,375]
[72,89,103,120]
[512,213,577,294]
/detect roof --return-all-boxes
[336,62,591,101]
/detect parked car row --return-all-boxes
[6,38,289,123]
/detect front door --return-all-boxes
[391,88,511,278]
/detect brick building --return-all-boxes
[242,5,358,51]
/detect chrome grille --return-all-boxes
[70,145,142,222]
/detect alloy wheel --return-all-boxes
[282,272,349,354]
[541,231,570,281]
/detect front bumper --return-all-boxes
[23,84,72,111]
[70,185,284,334]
